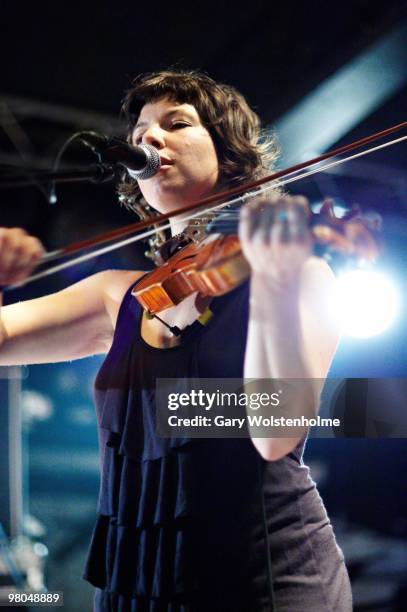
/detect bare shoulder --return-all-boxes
[97,269,146,328]
[61,268,145,328]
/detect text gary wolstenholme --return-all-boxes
[168,412,340,429]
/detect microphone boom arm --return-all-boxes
[0,163,117,190]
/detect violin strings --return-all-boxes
[9,134,406,290]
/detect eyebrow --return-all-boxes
[133,108,193,132]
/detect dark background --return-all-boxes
[0,1,406,610]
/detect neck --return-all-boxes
[166,184,225,237]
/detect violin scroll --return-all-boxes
[311,198,381,263]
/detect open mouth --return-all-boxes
[159,156,173,167]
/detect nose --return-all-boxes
[142,125,165,149]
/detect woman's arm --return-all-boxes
[0,227,141,365]
[239,199,340,461]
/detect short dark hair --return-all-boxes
[118,69,278,210]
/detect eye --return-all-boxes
[170,121,190,130]
[134,134,144,145]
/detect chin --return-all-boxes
[148,195,185,215]
[148,193,197,215]
[142,180,217,215]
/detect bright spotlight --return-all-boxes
[331,270,400,338]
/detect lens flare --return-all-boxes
[330,270,400,338]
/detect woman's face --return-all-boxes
[131,98,220,214]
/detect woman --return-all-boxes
[0,70,352,611]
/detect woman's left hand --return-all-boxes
[238,194,313,292]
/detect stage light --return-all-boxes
[330,270,400,338]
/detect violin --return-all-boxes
[132,198,380,314]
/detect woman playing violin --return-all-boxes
[0,70,352,611]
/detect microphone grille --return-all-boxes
[127,145,161,180]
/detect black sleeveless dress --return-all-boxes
[83,279,352,611]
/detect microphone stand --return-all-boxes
[0,163,117,190]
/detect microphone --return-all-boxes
[78,132,161,180]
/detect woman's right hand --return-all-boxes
[0,228,45,288]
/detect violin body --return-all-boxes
[132,199,380,315]
[132,235,250,313]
